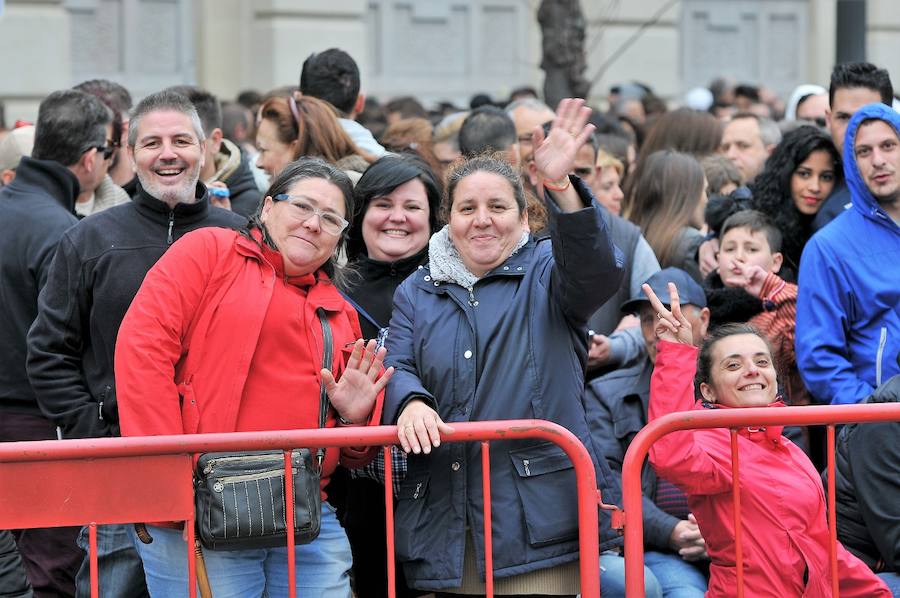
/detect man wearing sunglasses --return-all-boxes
[26,89,246,598]
[0,88,113,598]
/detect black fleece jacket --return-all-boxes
[26,182,246,438]
[0,157,80,416]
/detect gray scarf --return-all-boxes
[427,225,529,293]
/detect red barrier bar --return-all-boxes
[481,441,494,597]
[89,523,98,598]
[284,449,297,598]
[730,430,744,598]
[384,446,397,598]
[826,425,838,597]
[621,403,900,597]
[0,420,602,598]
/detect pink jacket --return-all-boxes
[648,340,889,597]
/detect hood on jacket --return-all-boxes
[843,102,900,222]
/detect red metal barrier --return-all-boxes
[0,420,605,598]
[620,403,900,597]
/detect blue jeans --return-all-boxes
[131,503,351,598]
[878,572,900,597]
[75,524,149,598]
[596,551,662,598]
[643,551,707,597]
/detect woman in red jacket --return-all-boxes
[115,157,393,598]
[644,282,889,597]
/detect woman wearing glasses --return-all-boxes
[115,157,393,598]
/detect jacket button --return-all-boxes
[424,275,431,281]
[464,350,472,359]
[451,461,460,471]
[434,281,440,286]
[516,266,523,271]
[503,266,509,270]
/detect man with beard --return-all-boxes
[797,102,900,405]
[26,90,245,597]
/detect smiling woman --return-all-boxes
[115,157,392,598]
[643,283,890,597]
[381,99,626,596]
[337,153,443,598]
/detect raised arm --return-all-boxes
[531,99,624,323]
[645,283,734,495]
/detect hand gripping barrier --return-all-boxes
[620,403,900,597]
[0,420,611,598]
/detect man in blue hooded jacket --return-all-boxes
[796,103,900,404]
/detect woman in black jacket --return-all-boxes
[338,153,443,598]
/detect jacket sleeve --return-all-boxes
[847,420,900,571]
[115,231,217,437]
[545,177,625,326]
[648,341,733,495]
[796,237,874,404]
[607,327,646,369]
[27,234,114,438]
[584,382,678,550]
[757,274,799,372]
[382,281,437,425]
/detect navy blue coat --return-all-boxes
[583,359,680,552]
[383,180,625,590]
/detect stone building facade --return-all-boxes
[1,0,897,122]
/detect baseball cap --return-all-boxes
[0,125,35,172]
[620,267,707,314]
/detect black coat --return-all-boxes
[26,182,246,438]
[345,248,429,340]
[831,375,900,572]
[0,157,80,415]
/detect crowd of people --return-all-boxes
[0,46,898,598]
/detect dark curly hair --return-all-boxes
[748,125,841,275]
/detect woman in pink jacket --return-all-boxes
[644,282,889,597]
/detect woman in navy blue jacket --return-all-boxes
[382,99,625,596]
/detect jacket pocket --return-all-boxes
[509,442,578,547]
[394,474,432,562]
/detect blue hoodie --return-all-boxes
[796,103,900,404]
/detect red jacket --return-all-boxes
[648,340,888,597]
[115,227,381,482]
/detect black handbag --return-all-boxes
[194,308,333,550]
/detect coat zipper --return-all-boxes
[167,210,175,245]
[876,326,887,386]
[203,454,301,475]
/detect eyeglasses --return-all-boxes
[272,194,349,235]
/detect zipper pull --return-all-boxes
[523,459,531,476]
[98,401,104,421]
[167,211,175,245]
[413,482,423,499]
[468,289,478,306]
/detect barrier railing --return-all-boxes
[620,403,900,597]
[0,420,607,598]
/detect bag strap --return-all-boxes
[339,291,382,330]
[315,308,333,469]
